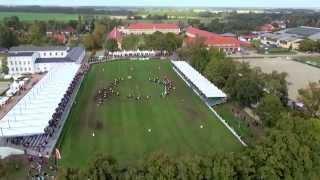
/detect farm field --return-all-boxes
[0,12,79,21]
[58,60,242,168]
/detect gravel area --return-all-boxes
[235,57,320,100]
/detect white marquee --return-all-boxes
[0,63,80,137]
[172,61,226,98]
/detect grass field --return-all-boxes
[0,12,79,21]
[58,60,242,168]
[214,103,253,142]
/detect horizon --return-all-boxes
[1,0,320,9]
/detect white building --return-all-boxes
[7,46,85,75]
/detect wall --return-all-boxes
[8,54,38,75]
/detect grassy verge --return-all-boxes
[214,103,253,143]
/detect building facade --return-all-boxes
[185,26,241,53]
[7,46,85,75]
[120,23,180,35]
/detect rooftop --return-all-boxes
[35,47,85,64]
[8,52,35,57]
[0,63,80,137]
[107,27,123,41]
[285,26,320,37]
[9,46,68,52]
[128,23,179,30]
[172,61,226,98]
[186,26,241,47]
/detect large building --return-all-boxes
[185,27,241,53]
[107,23,181,50]
[259,26,320,49]
[121,22,180,35]
[7,46,85,75]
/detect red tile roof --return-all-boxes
[186,26,241,48]
[50,33,66,44]
[128,23,179,30]
[259,24,275,32]
[186,26,219,38]
[107,27,123,41]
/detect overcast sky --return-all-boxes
[0,0,319,8]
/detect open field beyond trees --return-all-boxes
[0,12,79,21]
[58,60,242,168]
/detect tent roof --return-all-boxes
[0,63,80,137]
[172,61,227,98]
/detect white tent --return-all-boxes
[0,63,80,137]
[172,61,227,98]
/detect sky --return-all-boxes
[0,0,319,8]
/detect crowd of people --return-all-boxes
[149,75,176,97]
[95,78,121,106]
[94,72,177,106]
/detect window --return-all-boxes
[11,68,14,71]
[61,52,63,56]
[19,61,21,65]
[49,52,52,56]
[55,52,58,56]
[16,67,18,71]
[20,67,23,71]
[28,61,30,65]
[29,67,31,71]
[15,61,17,65]
[44,53,46,56]
[23,61,26,65]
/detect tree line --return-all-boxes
[56,114,320,179]
[299,39,320,53]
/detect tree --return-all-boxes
[28,21,47,45]
[85,154,118,179]
[263,71,288,105]
[3,16,21,30]
[92,23,106,49]
[204,57,236,89]
[233,73,264,107]
[298,81,320,117]
[104,39,118,52]
[1,57,9,74]
[0,25,19,48]
[299,39,318,52]
[162,33,183,53]
[83,34,95,50]
[256,95,285,127]
[122,34,141,50]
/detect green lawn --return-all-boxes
[0,12,79,21]
[214,103,252,141]
[58,60,242,168]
